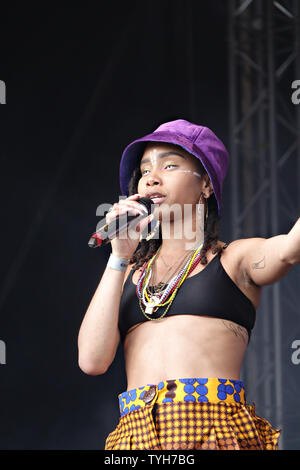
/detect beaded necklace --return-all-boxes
[151,249,193,291]
[136,242,211,321]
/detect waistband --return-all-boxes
[119,377,246,416]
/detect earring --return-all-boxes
[145,219,160,241]
[198,192,209,220]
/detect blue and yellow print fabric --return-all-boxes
[119,377,246,416]
[105,377,281,450]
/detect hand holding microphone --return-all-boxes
[88,194,154,260]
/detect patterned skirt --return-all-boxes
[104,377,281,450]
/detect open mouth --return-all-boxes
[151,196,166,205]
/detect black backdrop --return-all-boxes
[0,2,234,449]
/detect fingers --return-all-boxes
[106,207,135,224]
[135,213,154,233]
[127,193,141,199]
[119,195,148,214]
[106,194,147,224]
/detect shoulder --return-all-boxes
[226,237,267,257]
[222,237,265,255]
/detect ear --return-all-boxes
[202,175,214,198]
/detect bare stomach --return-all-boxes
[123,315,249,391]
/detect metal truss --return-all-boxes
[228,0,300,449]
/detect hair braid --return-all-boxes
[199,193,223,265]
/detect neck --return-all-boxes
[158,214,204,256]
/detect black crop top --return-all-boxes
[118,245,256,343]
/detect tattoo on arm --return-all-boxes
[252,256,265,270]
[221,320,248,344]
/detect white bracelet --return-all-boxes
[107,253,130,272]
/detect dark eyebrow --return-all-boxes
[140,151,186,166]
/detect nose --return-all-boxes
[146,176,161,187]
[145,170,162,187]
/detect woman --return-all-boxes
[78,119,286,450]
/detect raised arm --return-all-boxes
[239,217,300,287]
[77,194,153,375]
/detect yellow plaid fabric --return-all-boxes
[104,378,281,450]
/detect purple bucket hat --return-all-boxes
[119,119,230,216]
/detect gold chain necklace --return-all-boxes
[148,249,195,295]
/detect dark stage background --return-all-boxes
[0,3,298,450]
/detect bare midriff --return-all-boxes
[123,315,248,391]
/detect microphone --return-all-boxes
[88,197,153,248]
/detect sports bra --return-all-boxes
[118,244,256,343]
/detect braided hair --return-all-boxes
[127,159,222,272]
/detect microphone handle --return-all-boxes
[88,212,146,248]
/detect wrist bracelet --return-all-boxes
[107,253,130,272]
